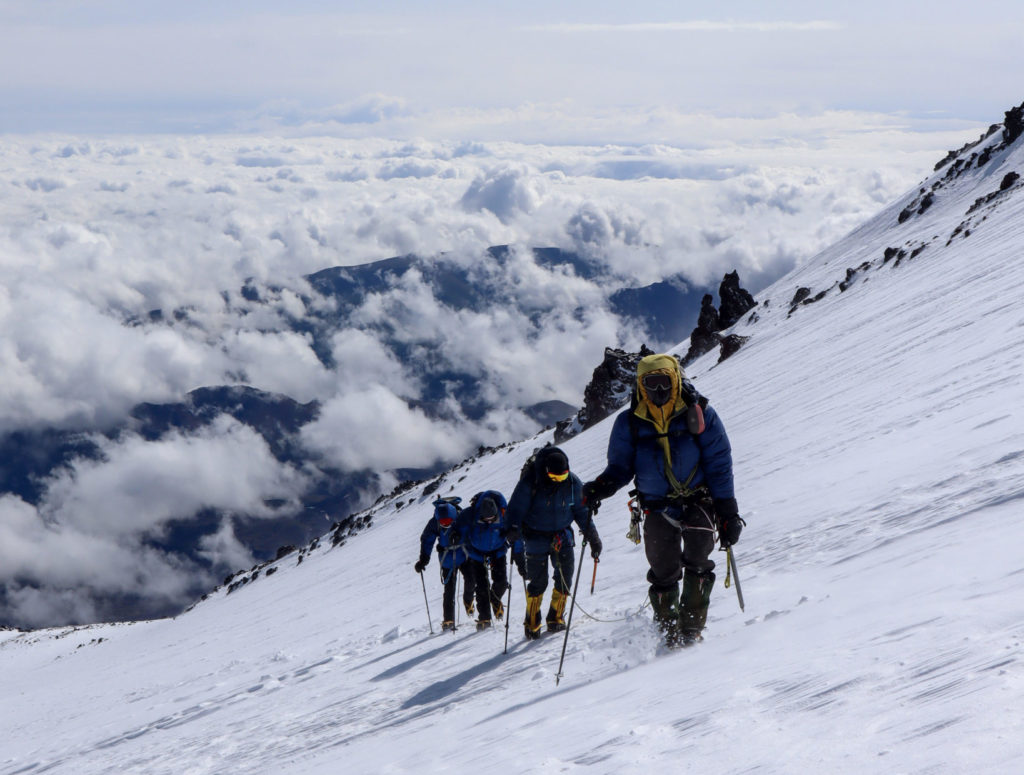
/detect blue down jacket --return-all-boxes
[419,502,468,569]
[507,470,594,545]
[601,403,734,501]
[459,490,524,562]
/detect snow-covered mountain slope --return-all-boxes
[3,116,1024,773]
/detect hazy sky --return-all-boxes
[1,1,1021,134]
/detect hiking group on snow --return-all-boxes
[415,353,744,649]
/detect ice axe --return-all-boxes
[724,545,745,612]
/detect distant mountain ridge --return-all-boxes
[262,245,707,417]
[0,245,713,628]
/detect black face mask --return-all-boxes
[642,373,673,407]
[478,498,499,523]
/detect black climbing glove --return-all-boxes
[583,525,602,559]
[505,525,522,546]
[513,552,526,578]
[714,498,744,547]
[582,475,617,509]
[414,556,428,573]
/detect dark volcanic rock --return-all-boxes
[718,334,750,363]
[681,271,756,366]
[790,287,812,307]
[717,271,756,329]
[554,345,655,442]
[1003,102,1024,146]
[681,295,723,367]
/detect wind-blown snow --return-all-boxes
[2,129,1023,773]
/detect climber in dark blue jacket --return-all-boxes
[415,498,474,631]
[459,490,524,630]
[583,353,743,647]
[506,446,601,639]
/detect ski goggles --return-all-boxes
[641,372,674,406]
[641,373,673,392]
[546,470,569,482]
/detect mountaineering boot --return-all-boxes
[679,570,716,646]
[649,585,682,648]
[491,596,505,621]
[546,588,569,633]
[441,620,456,632]
[476,618,493,631]
[524,593,544,640]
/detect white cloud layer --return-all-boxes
[0,113,989,626]
[0,117,981,438]
[0,419,308,627]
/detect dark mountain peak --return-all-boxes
[131,385,319,452]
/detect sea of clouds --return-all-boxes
[0,116,981,626]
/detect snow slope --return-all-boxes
[2,124,1024,774]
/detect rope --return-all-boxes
[569,595,651,624]
[552,544,651,624]
[547,497,721,627]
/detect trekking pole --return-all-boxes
[588,504,600,595]
[555,539,588,686]
[503,579,513,654]
[419,570,434,634]
[725,545,745,612]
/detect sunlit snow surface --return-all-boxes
[3,130,1023,773]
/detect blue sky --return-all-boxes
[1,1,1021,134]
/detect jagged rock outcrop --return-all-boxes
[1003,102,1024,146]
[554,345,655,442]
[681,271,756,366]
[681,295,722,366]
[717,271,757,329]
[930,100,1024,183]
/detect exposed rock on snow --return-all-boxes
[682,294,724,365]
[554,345,655,442]
[717,270,757,329]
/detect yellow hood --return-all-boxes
[634,354,687,433]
